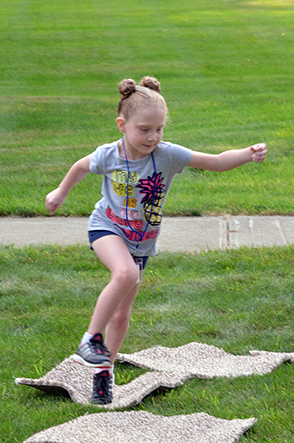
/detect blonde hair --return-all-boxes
[118,76,167,120]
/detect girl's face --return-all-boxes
[117,105,166,160]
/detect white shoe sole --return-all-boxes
[72,354,112,368]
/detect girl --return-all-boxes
[45,76,267,404]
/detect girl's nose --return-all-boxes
[148,131,157,141]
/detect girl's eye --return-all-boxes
[141,128,148,132]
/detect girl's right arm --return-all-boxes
[45,155,91,215]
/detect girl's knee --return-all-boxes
[111,308,131,329]
[112,264,138,287]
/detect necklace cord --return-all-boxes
[122,138,157,254]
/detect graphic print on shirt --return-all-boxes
[112,170,139,198]
[111,169,140,221]
[136,172,165,226]
[106,169,164,240]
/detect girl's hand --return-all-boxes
[250,143,267,163]
[45,188,66,215]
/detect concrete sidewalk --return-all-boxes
[1,215,293,252]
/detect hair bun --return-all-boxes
[139,76,161,93]
[119,79,136,99]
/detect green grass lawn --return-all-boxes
[0,245,293,442]
[0,0,294,216]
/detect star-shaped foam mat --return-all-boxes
[16,342,293,410]
[23,410,257,443]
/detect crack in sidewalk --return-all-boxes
[225,220,237,249]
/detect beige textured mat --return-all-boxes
[15,357,187,409]
[15,343,294,409]
[23,410,257,443]
[17,343,294,443]
[118,342,294,378]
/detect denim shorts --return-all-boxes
[88,230,149,269]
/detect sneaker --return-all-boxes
[91,370,114,405]
[73,333,112,368]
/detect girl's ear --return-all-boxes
[116,116,126,133]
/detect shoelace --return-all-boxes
[94,372,111,397]
[90,337,112,357]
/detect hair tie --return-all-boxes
[122,89,136,100]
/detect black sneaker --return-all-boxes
[73,333,112,368]
[91,370,114,405]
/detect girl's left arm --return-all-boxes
[188,143,267,172]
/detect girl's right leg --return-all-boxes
[74,234,139,367]
[88,234,139,336]
[74,234,141,405]
[104,280,140,363]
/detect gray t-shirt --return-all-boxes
[88,139,192,256]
